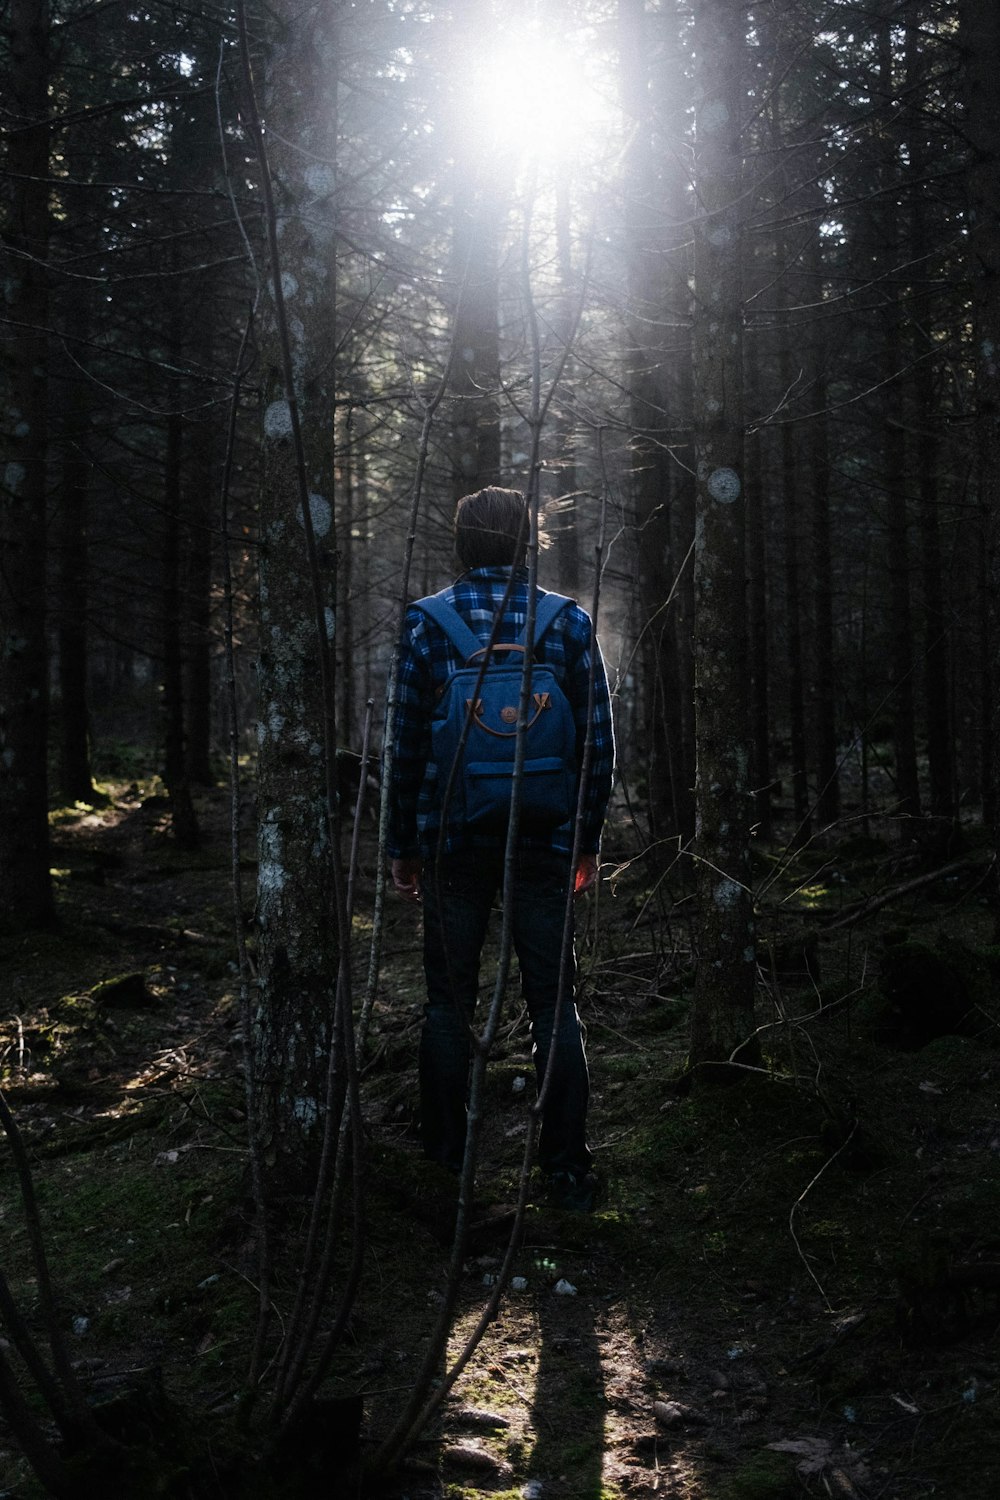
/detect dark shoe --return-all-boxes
[546,1170,599,1213]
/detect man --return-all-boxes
[387,487,614,1210]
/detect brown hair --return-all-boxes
[454,487,529,569]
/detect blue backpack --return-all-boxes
[414,590,578,832]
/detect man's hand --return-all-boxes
[574,853,599,897]
[391,857,422,903]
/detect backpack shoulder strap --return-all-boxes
[519,591,574,649]
[412,591,483,663]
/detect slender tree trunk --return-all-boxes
[743,188,771,841]
[162,402,200,848]
[338,425,356,747]
[916,398,953,821]
[0,0,53,927]
[879,15,921,823]
[905,36,953,825]
[779,337,811,838]
[807,233,839,827]
[183,424,216,788]
[553,176,580,598]
[766,68,812,840]
[745,403,772,840]
[960,0,1000,919]
[177,79,220,790]
[448,0,501,497]
[56,297,97,805]
[688,0,759,1075]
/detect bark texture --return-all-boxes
[252,1,341,1176]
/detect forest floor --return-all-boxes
[2,770,1000,1499]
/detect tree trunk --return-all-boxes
[162,402,200,849]
[960,0,1000,919]
[0,0,53,928]
[620,0,693,847]
[251,0,342,1179]
[905,32,953,824]
[878,15,921,823]
[688,0,759,1075]
[338,426,356,748]
[183,421,217,788]
[448,1,501,498]
[806,227,839,828]
[745,400,772,840]
[56,296,97,806]
[779,336,811,839]
[553,175,581,599]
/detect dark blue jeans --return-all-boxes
[419,848,591,1179]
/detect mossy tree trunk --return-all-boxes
[251,0,342,1183]
[688,0,759,1076]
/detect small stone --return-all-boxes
[553,1278,577,1296]
[512,1076,527,1093]
[72,1316,90,1336]
[101,1258,125,1277]
[511,1276,529,1292]
[522,1482,544,1499]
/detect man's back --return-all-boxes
[388,564,613,861]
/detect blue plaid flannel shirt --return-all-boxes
[387,566,615,860]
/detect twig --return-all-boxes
[788,1119,859,1314]
[823,852,989,931]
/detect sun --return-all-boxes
[462,25,613,168]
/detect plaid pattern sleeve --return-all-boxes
[387,567,615,859]
[573,629,615,854]
[386,607,434,860]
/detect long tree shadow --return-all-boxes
[526,1263,606,1498]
